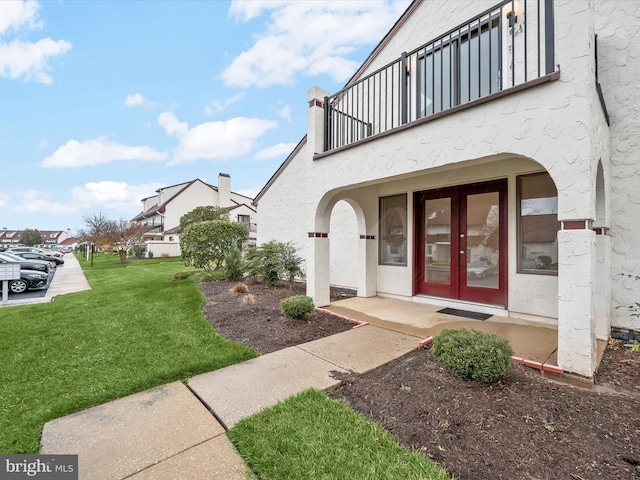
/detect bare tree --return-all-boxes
[78,212,150,263]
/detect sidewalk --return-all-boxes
[41,324,422,480]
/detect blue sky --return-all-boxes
[0,0,410,234]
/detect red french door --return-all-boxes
[414,179,507,306]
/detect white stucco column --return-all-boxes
[307,233,331,307]
[307,86,329,155]
[557,225,597,377]
[306,86,332,307]
[595,230,611,340]
[358,235,378,297]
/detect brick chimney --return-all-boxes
[218,173,231,207]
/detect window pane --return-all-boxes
[379,194,407,265]
[518,173,560,274]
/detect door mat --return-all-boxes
[437,307,492,321]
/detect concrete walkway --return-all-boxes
[32,258,585,478]
[41,325,421,480]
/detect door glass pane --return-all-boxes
[466,192,499,289]
[425,198,451,284]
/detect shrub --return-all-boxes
[431,328,513,382]
[147,251,154,259]
[281,295,315,320]
[224,242,245,281]
[131,244,146,259]
[230,283,248,295]
[245,240,304,287]
[160,252,170,258]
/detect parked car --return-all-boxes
[0,256,50,294]
[0,252,50,273]
[11,251,65,266]
[2,270,50,294]
[466,260,497,278]
[7,247,64,258]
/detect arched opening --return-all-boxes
[594,160,611,340]
[329,200,359,291]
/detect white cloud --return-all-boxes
[71,181,164,214]
[222,1,410,88]
[0,0,41,35]
[0,1,71,84]
[158,112,278,165]
[228,1,287,21]
[13,181,163,216]
[14,190,77,215]
[40,136,169,168]
[204,92,244,115]
[0,38,72,85]
[124,92,154,108]
[255,142,296,161]
[278,104,292,122]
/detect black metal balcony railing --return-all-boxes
[324,0,555,152]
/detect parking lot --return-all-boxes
[4,268,56,300]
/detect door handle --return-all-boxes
[459,251,465,255]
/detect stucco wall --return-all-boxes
[256,142,312,277]
[595,0,640,331]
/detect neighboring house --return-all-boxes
[0,228,74,247]
[131,173,257,258]
[254,0,638,378]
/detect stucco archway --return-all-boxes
[307,191,376,307]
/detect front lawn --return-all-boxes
[229,389,452,480]
[0,253,257,453]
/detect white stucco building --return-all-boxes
[132,173,257,257]
[254,0,640,378]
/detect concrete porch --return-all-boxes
[323,296,608,377]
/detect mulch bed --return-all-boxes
[199,278,640,480]
[198,278,354,355]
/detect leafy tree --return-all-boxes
[19,229,43,246]
[180,220,248,271]
[179,206,230,232]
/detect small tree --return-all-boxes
[223,242,244,280]
[180,220,248,271]
[179,206,230,232]
[77,212,150,263]
[19,229,43,246]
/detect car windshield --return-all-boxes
[0,252,22,261]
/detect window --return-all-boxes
[518,172,560,274]
[418,16,500,117]
[379,194,407,266]
[238,214,250,224]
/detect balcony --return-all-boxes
[323,0,556,153]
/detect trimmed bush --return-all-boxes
[281,295,315,320]
[431,328,513,382]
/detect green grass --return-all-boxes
[0,253,257,453]
[228,389,453,480]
